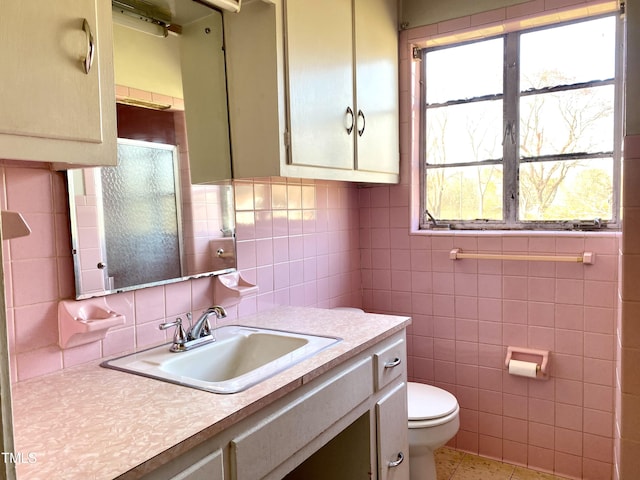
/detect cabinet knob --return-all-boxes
[216,248,234,259]
[81,19,95,74]
[388,452,405,468]
[345,107,355,135]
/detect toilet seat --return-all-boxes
[407,382,459,428]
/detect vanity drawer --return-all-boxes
[373,335,406,391]
[230,357,373,479]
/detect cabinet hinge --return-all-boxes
[283,131,291,148]
[412,47,422,60]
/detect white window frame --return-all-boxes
[418,12,624,231]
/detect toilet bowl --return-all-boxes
[407,381,460,480]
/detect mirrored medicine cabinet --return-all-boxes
[68,0,237,299]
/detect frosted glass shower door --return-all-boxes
[101,139,183,290]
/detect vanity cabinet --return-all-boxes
[223,0,399,184]
[0,0,117,166]
[142,330,409,480]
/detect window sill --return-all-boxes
[410,228,620,237]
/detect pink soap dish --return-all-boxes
[58,297,125,349]
[214,272,258,307]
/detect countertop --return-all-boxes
[11,306,410,480]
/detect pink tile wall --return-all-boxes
[231,178,362,314]
[1,160,361,382]
[361,223,618,479]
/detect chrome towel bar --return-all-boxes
[449,248,595,264]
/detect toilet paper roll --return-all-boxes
[508,359,538,378]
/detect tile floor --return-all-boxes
[435,448,570,480]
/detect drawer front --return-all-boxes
[374,336,406,391]
[169,449,224,480]
[231,357,373,480]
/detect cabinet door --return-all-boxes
[376,383,409,480]
[354,0,399,175]
[285,0,355,170]
[0,0,116,165]
[181,11,232,184]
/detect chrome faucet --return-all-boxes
[188,306,227,340]
[158,306,227,352]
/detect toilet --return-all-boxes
[407,381,460,480]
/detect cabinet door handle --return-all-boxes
[384,357,401,369]
[345,107,355,135]
[389,452,405,468]
[357,109,366,136]
[82,19,95,74]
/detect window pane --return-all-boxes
[519,158,613,221]
[426,165,503,220]
[426,100,503,165]
[520,16,616,91]
[425,38,503,104]
[520,85,614,158]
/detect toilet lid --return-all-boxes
[407,382,458,420]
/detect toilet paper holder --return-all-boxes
[505,346,550,379]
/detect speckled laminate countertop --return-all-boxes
[11,306,410,480]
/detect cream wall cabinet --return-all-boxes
[0,0,117,166]
[139,330,409,480]
[223,0,399,184]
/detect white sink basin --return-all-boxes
[101,325,341,393]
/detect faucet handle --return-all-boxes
[159,318,188,346]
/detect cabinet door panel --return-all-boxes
[376,383,409,480]
[0,0,116,165]
[285,0,354,170]
[0,0,102,143]
[354,0,399,174]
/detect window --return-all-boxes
[419,14,622,230]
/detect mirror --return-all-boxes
[68,0,236,299]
